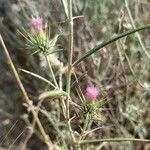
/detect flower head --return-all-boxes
[31,17,43,32]
[85,85,100,102]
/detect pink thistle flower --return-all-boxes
[85,86,100,102]
[31,17,43,32]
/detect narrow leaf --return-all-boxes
[38,90,67,100]
[79,138,150,145]
[19,68,56,88]
[48,49,64,55]
[73,25,150,66]
[71,72,87,89]
[61,0,68,17]
[49,35,59,46]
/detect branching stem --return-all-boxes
[66,0,76,144]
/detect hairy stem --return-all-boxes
[66,0,76,144]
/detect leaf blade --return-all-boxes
[73,25,150,66]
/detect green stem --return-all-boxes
[66,0,76,144]
[77,113,90,145]
[66,0,73,97]
[45,55,59,88]
[82,113,90,136]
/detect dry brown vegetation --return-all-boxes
[0,0,150,149]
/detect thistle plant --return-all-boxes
[0,0,150,149]
[84,86,100,114]
[25,17,59,56]
[18,7,150,150]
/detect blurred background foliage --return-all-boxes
[0,0,150,149]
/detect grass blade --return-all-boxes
[79,138,150,145]
[19,68,56,88]
[73,25,150,66]
[61,0,68,17]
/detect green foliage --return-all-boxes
[27,34,59,55]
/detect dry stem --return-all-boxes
[0,35,52,150]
